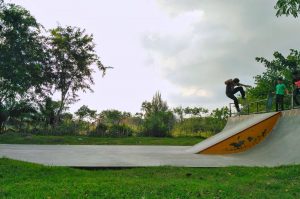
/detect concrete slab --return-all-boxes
[1,110,300,167]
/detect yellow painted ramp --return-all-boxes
[187,112,281,154]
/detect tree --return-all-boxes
[38,97,62,127]
[275,0,300,17]
[141,92,168,117]
[173,106,184,122]
[210,107,230,120]
[48,26,108,124]
[75,105,97,121]
[99,110,130,125]
[0,1,50,105]
[141,92,175,137]
[248,50,300,100]
[0,100,36,132]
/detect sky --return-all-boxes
[7,0,300,114]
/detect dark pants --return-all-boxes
[293,88,300,106]
[276,94,284,111]
[226,87,245,112]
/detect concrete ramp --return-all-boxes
[187,112,281,154]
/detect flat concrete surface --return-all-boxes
[1,110,300,167]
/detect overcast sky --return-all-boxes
[8,0,300,113]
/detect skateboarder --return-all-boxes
[225,78,251,113]
[275,77,289,111]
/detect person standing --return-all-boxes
[225,78,251,113]
[275,77,289,111]
[292,71,300,106]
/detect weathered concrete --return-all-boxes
[1,109,300,167]
[187,112,279,154]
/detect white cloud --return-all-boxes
[7,0,300,113]
[142,0,300,109]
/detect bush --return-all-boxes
[18,120,92,136]
[88,123,133,137]
[171,117,226,137]
[140,111,174,137]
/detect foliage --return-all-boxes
[248,50,300,100]
[37,97,61,127]
[89,123,133,137]
[75,105,97,121]
[0,2,49,104]
[99,109,131,125]
[48,26,107,124]
[142,111,175,137]
[171,106,228,137]
[141,92,168,117]
[0,133,202,145]
[0,100,36,133]
[275,0,300,17]
[141,92,175,137]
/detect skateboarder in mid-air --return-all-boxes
[225,78,251,113]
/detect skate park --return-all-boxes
[1,108,300,167]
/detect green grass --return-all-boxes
[0,133,203,146]
[0,158,300,198]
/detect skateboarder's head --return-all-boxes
[233,78,240,85]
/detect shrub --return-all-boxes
[88,123,133,137]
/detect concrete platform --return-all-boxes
[1,109,300,167]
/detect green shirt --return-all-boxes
[276,83,286,95]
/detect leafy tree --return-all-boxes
[275,0,300,17]
[48,25,108,124]
[210,107,230,120]
[143,111,174,137]
[248,50,300,100]
[141,92,168,117]
[173,106,184,122]
[38,97,62,127]
[0,1,49,104]
[75,105,97,121]
[0,100,36,132]
[183,107,209,118]
[99,110,130,125]
[141,92,175,137]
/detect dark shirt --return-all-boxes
[226,81,235,94]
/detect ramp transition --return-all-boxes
[187,112,281,154]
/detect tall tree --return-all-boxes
[0,1,49,104]
[48,26,107,124]
[141,92,168,117]
[0,1,50,131]
[141,92,174,137]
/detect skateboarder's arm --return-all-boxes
[238,83,252,88]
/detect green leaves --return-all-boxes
[275,0,300,17]
[249,50,300,100]
[0,2,48,103]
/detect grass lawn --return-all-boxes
[0,158,299,198]
[0,133,203,146]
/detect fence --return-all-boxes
[229,94,300,117]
